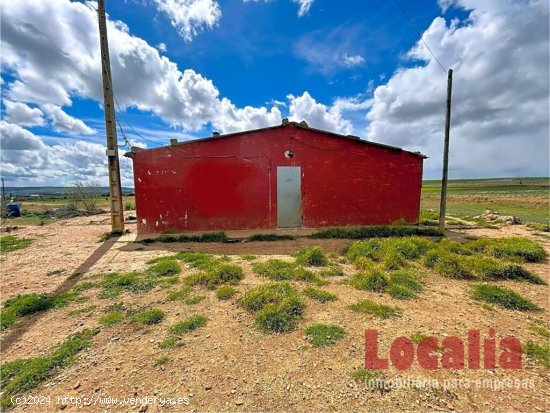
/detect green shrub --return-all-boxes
[142,232,228,244]
[304,324,345,347]
[350,299,401,318]
[130,308,165,324]
[247,234,295,241]
[184,263,244,289]
[170,315,208,335]
[99,310,124,326]
[466,237,546,262]
[216,285,238,300]
[309,226,443,239]
[303,287,338,303]
[295,246,329,267]
[158,336,184,349]
[240,254,257,261]
[529,320,550,338]
[523,341,550,367]
[0,235,32,253]
[252,259,315,282]
[387,284,415,299]
[167,285,192,301]
[320,265,344,277]
[1,292,76,330]
[99,272,156,299]
[411,332,430,344]
[184,295,205,305]
[390,269,422,293]
[471,284,542,311]
[0,329,96,408]
[148,259,181,277]
[241,282,305,332]
[526,222,550,233]
[349,267,389,292]
[174,252,217,270]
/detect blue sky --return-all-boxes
[1,0,548,186]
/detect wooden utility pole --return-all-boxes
[97,0,124,232]
[439,68,453,231]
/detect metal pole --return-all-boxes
[439,68,453,231]
[97,0,124,232]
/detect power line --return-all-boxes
[392,0,447,74]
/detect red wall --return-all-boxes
[129,124,424,233]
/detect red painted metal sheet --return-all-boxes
[130,124,424,232]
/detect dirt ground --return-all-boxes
[1,214,549,412]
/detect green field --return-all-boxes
[422,177,549,224]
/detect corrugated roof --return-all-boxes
[126,121,427,158]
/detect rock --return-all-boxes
[139,405,148,412]
[205,384,213,390]
[447,402,455,410]
[60,404,67,410]
[72,381,81,390]
[235,399,244,406]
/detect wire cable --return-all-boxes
[392,0,448,74]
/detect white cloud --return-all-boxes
[3,100,44,127]
[292,0,314,16]
[0,121,45,150]
[243,0,314,17]
[156,42,167,52]
[287,92,355,135]
[342,53,365,67]
[366,0,549,178]
[41,104,95,135]
[0,0,280,134]
[294,24,366,76]
[152,0,221,42]
[0,121,133,186]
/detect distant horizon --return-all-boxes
[1,176,548,191]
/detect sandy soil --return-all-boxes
[1,215,549,412]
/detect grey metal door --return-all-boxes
[277,166,302,228]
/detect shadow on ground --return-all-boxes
[0,236,121,351]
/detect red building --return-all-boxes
[126,121,425,233]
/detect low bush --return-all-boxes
[170,315,208,335]
[148,259,181,277]
[99,272,156,299]
[349,267,389,292]
[304,324,345,347]
[471,284,542,312]
[294,246,329,267]
[166,285,192,301]
[184,295,205,305]
[0,329,96,408]
[529,320,550,338]
[142,232,228,244]
[523,341,550,367]
[130,308,165,325]
[309,226,443,239]
[320,265,345,277]
[99,310,124,326]
[241,282,305,332]
[216,285,238,300]
[158,336,184,349]
[466,237,546,263]
[526,222,550,233]
[1,292,77,330]
[303,287,338,302]
[349,299,401,319]
[0,235,32,253]
[184,263,244,289]
[252,259,315,282]
[247,234,295,241]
